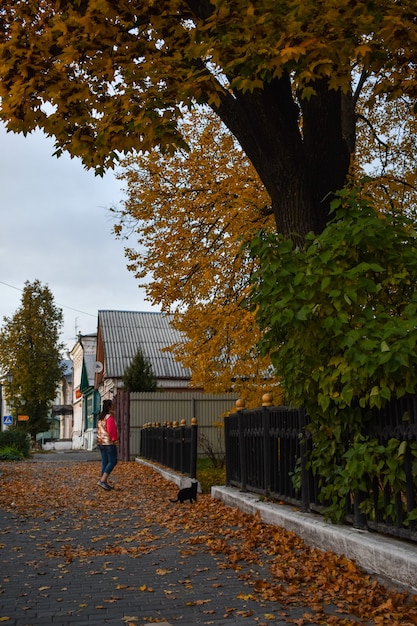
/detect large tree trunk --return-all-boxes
[212,74,353,238]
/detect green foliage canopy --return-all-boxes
[248,188,417,413]
[247,189,417,520]
[0,1,415,235]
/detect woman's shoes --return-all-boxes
[97,480,112,491]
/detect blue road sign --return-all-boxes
[3,415,13,425]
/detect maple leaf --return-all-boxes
[155,568,172,575]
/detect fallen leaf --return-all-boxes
[237,592,255,600]
[186,599,211,606]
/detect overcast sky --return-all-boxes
[0,123,158,353]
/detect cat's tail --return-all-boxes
[169,498,178,503]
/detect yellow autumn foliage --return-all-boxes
[114,111,281,405]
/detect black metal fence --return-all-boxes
[224,396,417,543]
[140,419,198,479]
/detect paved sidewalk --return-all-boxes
[0,453,416,625]
[30,450,101,463]
[0,505,282,626]
[0,454,310,626]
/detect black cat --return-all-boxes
[170,480,198,503]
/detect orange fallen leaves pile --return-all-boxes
[0,459,416,625]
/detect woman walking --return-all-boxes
[96,399,119,490]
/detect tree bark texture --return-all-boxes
[212,74,354,238]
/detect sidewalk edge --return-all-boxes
[212,485,417,592]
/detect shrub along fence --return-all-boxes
[140,419,198,479]
[224,394,417,543]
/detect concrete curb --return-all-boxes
[134,458,417,592]
[135,457,201,491]
[212,485,417,592]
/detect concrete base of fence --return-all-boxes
[212,485,417,592]
[136,457,201,492]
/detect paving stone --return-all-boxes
[0,453,413,625]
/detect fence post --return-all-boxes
[262,394,273,495]
[405,443,416,532]
[224,413,231,487]
[353,491,367,529]
[172,420,179,472]
[179,418,186,474]
[225,399,245,487]
[115,389,130,461]
[299,408,310,512]
[190,418,198,479]
[238,409,247,492]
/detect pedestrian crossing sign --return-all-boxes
[3,415,13,425]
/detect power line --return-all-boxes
[0,280,96,317]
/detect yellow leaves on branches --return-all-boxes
[115,111,281,406]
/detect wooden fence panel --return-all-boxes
[114,389,130,461]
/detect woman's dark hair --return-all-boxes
[98,399,113,420]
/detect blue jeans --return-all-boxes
[99,444,118,477]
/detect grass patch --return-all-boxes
[0,430,30,458]
[197,457,226,494]
[0,445,24,461]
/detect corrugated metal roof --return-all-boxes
[98,310,191,380]
[84,354,97,386]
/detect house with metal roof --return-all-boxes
[95,310,192,399]
[70,333,100,450]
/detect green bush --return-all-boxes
[247,186,417,521]
[0,430,30,458]
[0,445,24,461]
[197,458,226,494]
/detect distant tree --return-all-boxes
[0,280,65,437]
[122,349,157,392]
